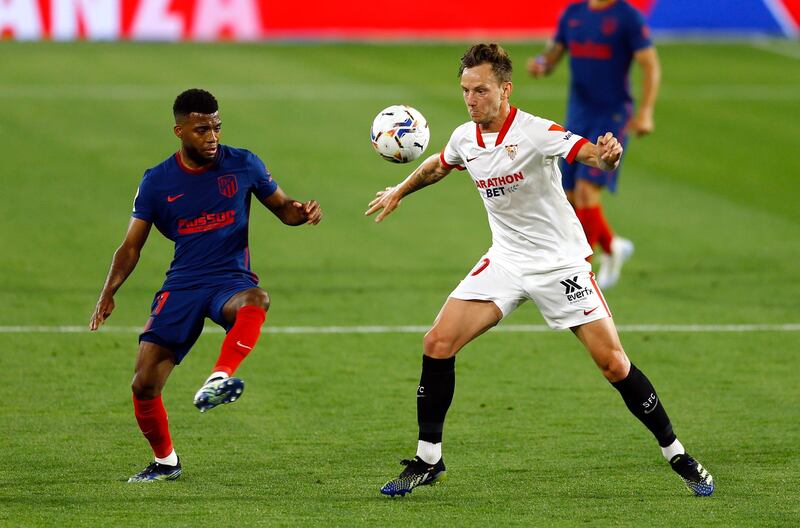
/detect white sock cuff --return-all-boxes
[416,440,442,465]
[155,449,178,467]
[205,371,229,384]
[661,438,685,461]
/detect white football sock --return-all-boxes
[416,440,442,464]
[155,449,178,467]
[205,371,229,385]
[661,438,685,461]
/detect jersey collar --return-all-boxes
[175,151,217,175]
[475,106,518,149]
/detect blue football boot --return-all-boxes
[670,453,714,496]
[193,376,244,413]
[127,458,182,483]
[380,456,446,497]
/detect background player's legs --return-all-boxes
[573,179,613,257]
[571,318,680,454]
[416,298,502,463]
[574,177,634,288]
[131,341,178,466]
[570,114,633,287]
[213,287,269,377]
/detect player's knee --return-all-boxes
[423,329,457,359]
[574,180,602,207]
[256,290,270,311]
[131,373,163,400]
[599,349,631,382]
[243,290,270,311]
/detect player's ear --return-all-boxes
[502,81,513,100]
[173,124,182,138]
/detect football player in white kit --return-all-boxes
[367,44,713,498]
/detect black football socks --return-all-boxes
[611,363,677,447]
[417,355,456,444]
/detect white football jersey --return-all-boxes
[441,107,592,271]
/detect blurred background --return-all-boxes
[1,0,798,40]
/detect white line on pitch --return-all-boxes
[0,324,799,334]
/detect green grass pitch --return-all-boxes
[1,41,799,526]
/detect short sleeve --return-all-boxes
[440,130,466,170]
[251,153,278,201]
[131,171,156,222]
[531,121,588,164]
[627,8,653,52]
[554,7,569,46]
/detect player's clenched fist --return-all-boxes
[597,132,623,172]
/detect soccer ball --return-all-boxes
[370,105,430,163]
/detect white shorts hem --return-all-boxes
[550,311,611,331]
[447,294,509,318]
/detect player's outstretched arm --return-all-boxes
[527,41,565,78]
[364,153,452,223]
[89,218,152,331]
[261,187,322,226]
[629,47,661,137]
[575,132,624,172]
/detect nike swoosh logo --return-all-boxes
[466,156,479,162]
[583,306,599,316]
[167,194,185,202]
[236,341,253,350]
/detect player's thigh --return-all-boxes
[524,261,611,330]
[430,255,522,357]
[573,178,604,207]
[139,289,207,365]
[211,281,267,327]
[426,298,503,358]
[572,317,630,381]
[449,254,526,318]
[132,340,177,397]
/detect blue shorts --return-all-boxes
[139,278,258,364]
[561,110,629,193]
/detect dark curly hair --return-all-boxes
[173,88,218,118]
[458,43,513,84]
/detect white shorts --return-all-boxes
[449,253,612,329]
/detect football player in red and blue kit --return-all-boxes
[528,0,661,289]
[90,89,322,482]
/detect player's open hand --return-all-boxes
[293,200,322,225]
[527,56,548,78]
[628,110,654,137]
[89,294,115,331]
[597,132,623,171]
[365,186,403,223]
